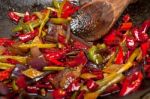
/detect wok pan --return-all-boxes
[0,0,150,99]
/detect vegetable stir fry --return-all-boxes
[0,0,150,98]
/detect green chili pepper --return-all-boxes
[38,9,51,37]
[12,19,41,32]
[88,46,103,64]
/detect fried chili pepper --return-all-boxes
[86,79,99,92]
[88,46,103,64]
[0,38,15,46]
[115,46,124,64]
[123,14,131,23]
[8,11,21,23]
[126,36,137,50]
[67,79,81,92]
[132,27,149,42]
[119,71,143,96]
[23,12,38,22]
[61,1,79,18]
[66,51,87,67]
[120,22,132,31]
[18,29,39,42]
[52,88,67,99]
[140,19,150,33]
[140,41,149,57]
[0,68,12,81]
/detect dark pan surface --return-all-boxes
[0,0,150,99]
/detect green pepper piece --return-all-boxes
[12,80,19,91]
[12,19,41,32]
[38,9,51,37]
[88,46,103,64]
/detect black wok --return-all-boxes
[0,0,150,99]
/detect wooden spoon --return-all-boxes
[70,0,135,41]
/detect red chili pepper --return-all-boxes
[104,30,120,46]
[126,36,137,50]
[24,12,38,22]
[139,19,150,33]
[104,84,120,94]
[52,88,67,99]
[8,11,20,23]
[123,14,131,23]
[0,68,12,81]
[115,46,124,64]
[86,79,99,92]
[66,51,87,67]
[73,39,88,50]
[77,90,86,99]
[141,41,149,57]
[27,86,39,93]
[6,58,19,65]
[16,75,27,89]
[61,1,79,18]
[144,65,150,73]
[58,34,66,44]
[91,69,104,80]
[132,27,148,42]
[18,29,39,42]
[119,71,143,96]
[0,38,15,46]
[67,79,81,92]
[120,22,132,31]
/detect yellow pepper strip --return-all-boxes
[0,62,15,70]
[38,9,51,37]
[80,73,97,80]
[84,74,124,99]
[19,43,57,49]
[50,18,71,24]
[43,66,65,71]
[0,56,27,64]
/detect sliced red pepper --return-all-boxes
[73,39,89,50]
[141,41,149,57]
[8,11,20,23]
[61,1,79,18]
[66,51,87,67]
[104,30,120,46]
[123,14,131,23]
[119,71,143,96]
[23,12,38,22]
[86,79,99,92]
[18,29,39,42]
[139,19,150,33]
[0,38,15,46]
[91,69,104,80]
[120,22,132,31]
[0,68,12,81]
[132,27,148,42]
[67,79,81,92]
[115,46,124,64]
[52,88,67,99]
[126,36,137,50]
[16,75,27,89]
